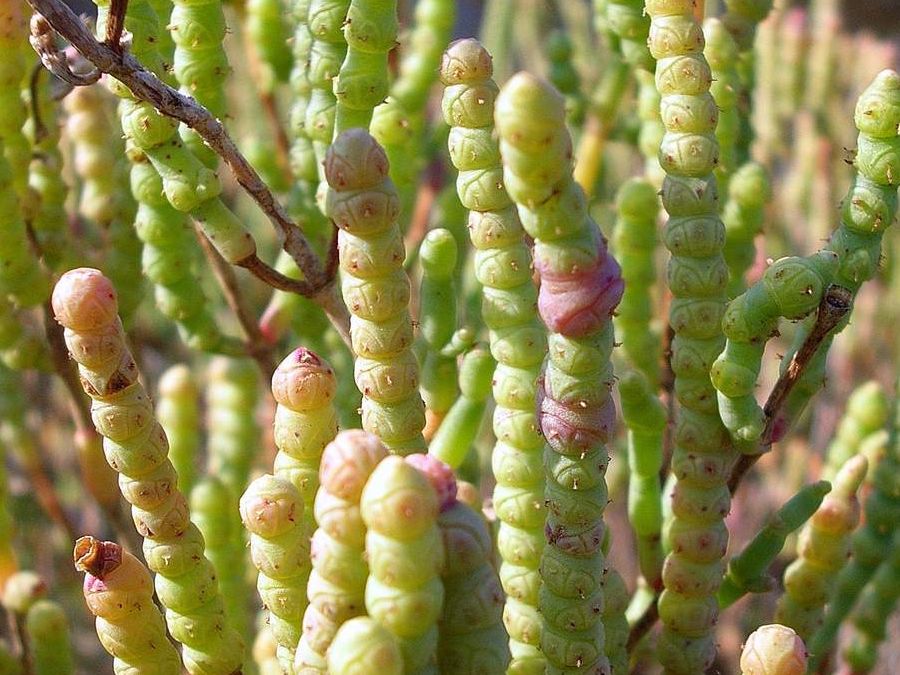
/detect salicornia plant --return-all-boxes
[2,1,899,673]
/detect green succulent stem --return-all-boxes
[437,499,510,674]
[807,378,900,671]
[619,370,667,592]
[295,430,388,672]
[440,39,549,674]
[711,252,839,445]
[495,70,624,674]
[53,268,245,674]
[361,456,444,671]
[718,481,831,609]
[240,475,311,669]
[777,70,899,429]
[325,129,426,454]
[645,1,735,669]
[774,454,867,640]
[156,364,201,495]
[428,347,494,470]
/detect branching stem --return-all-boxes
[24,0,349,337]
[196,231,276,377]
[628,285,853,647]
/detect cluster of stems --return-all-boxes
[52,268,245,673]
[439,39,548,673]
[325,129,426,454]
[296,429,387,672]
[96,0,256,266]
[645,1,734,670]
[496,71,624,673]
[2,1,900,673]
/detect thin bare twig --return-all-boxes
[104,0,127,52]
[29,13,99,86]
[196,229,276,378]
[24,0,349,337]
[728,284,853,493]
[626,596,659,653]
[325,224,340,281]
[13,614,33,675]
[28,63,49,143]
[626,285,854,643]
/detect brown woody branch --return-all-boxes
[196,231,276,378]
[104,0,127,52]
[727,284,853,493]
[25,0,349,338]
[626,284,853,649]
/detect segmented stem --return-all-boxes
[612,178,661,386]
[645,2,734,670]
[822,381,889,481]
[169,0,231,166]
[718,481,830,609]
[437,497,510,674]
[157,364,201,495]
[778,71,899,425]
[721,162,770,297]
[96,0,256,265]
[739,624,807,675]
[332,0,397,135]
[327,617,403,675]
[324,129,426,454]
[306,0,349,194]
[0,141,49,308]
[24,599,74,675]
[361,455,444,671]
[53,269,244,673]
[129,148,243,353]
[496,72,624,674]
[439,40,548,674]
[27,69,71,273]
[711,252,838,444]
[190,476,250,641]
[0,1,33,204]
[294,430,387,672]
[843,530,900,673]
[807,380,900,670]
[619,371,667,591]
[206,356,260,499]
[418,228,460,436]
[371,0,455,197]
[74,537,182,674]
[241,474,311,669]
[272,347,339,515]
[64,83,144,320]
[774,454,867,640]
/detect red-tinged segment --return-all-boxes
[536,241,625,338]
[51,268,118,332]
[406,453,458,512]
[271,347,337,412]
[537,380,617,453]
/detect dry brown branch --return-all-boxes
[24,0,350,343]
[627,285,854,649]
[196,229,277,378]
